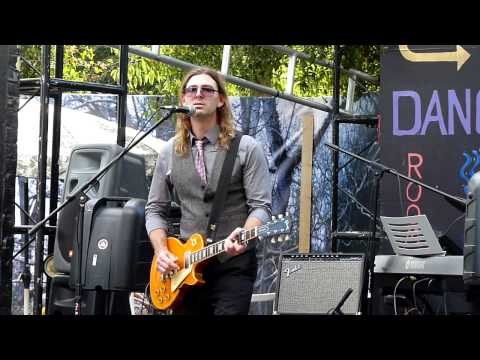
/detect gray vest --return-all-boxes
[171,141,250,262]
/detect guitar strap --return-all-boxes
[205,130,243,243]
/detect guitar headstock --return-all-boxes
[259,212,291,244]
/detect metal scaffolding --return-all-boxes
[12,45,129,315]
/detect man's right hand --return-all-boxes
[149,228,180,276]
[155,248,180,276]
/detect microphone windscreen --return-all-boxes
[187,105,196,116]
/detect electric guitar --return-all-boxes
[149,214,291,311]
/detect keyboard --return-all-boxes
[374,255,463,276]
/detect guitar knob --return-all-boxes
[285,235,290,241]
[271,237,276,244]
[272,215,276,220]
[278,214,283,219]
[278,235,284,242]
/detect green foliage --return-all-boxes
[17,45,379,100]
[271,45,380,98]
[62,46,116,85]
[18,45,43,78]
[278,45,335,97]
[227,46,284,96]
[341,45,380,94]
[154,45,223,96]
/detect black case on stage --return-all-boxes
[69,197,153,292]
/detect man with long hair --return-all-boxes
[145,67,272,314]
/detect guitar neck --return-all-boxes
[189,227,259,265]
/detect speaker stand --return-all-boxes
[73,193,88,315]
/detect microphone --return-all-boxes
[332,288,353,315]
[158,105,196,116]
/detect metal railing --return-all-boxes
[148,44,379,113]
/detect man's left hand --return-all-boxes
[224,227,247,256]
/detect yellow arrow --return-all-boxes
[399,45,471,71]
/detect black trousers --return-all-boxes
[175,249,257,315]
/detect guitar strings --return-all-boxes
[189,223,285,263]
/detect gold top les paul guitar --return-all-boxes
[149,214,291,311]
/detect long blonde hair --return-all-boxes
[174,67,235,156]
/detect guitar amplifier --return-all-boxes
[275,253,365,314]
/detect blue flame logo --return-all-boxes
[459,150,480,194]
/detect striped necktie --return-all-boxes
[194,139,207,185]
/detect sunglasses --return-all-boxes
[184,86,219,98]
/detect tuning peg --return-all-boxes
[271,215,276,220]
[285,235,290,241]
[278,214,284,219]
[270,237,276,244]
[277,235,284,242]
[285,211,289,217]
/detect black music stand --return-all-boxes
[380,214,446,257]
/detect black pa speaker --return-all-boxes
[275,253,365,315]
[69,197,152,292]
[53,144,148,274]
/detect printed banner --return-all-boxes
[379,45,480,253]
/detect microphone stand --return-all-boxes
[331,288,353,315]
[324,142,466,315]
[8,109,177,314]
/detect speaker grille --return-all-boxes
[276,254,364,314]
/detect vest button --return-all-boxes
[205,212,209,217]
[201,185,205,189]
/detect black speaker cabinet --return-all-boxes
[47,274,130,315]
[275,253,365,315]
[53,144,148,274]
[69,197,152,292]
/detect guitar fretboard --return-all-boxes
[188,227,260,265]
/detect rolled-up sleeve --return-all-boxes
[242,136,272,224]
[145,141,172,235]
